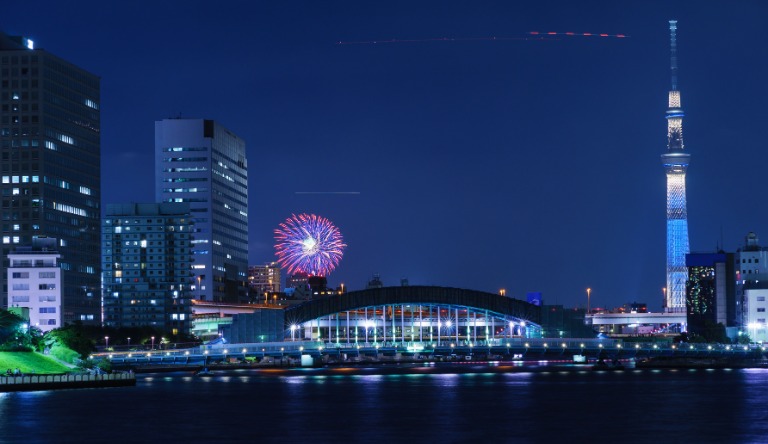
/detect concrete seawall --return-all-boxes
[0,373,136,392]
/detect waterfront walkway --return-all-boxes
[0,373,136,392]
[102,338,767,368]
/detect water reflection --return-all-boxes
[0,368,765,443]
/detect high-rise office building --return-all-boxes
[662,21,691,313]
[155,119,248,303]
[101,203,194,334]
[0,31,101,324]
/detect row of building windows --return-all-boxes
[10,295,57,303]
[1,55,40,65]
[11,271,56,278]
[11,283,55,290]
[0,127,38,137]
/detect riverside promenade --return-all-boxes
[0,373,135,392]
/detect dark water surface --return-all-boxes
[1,366,767,443]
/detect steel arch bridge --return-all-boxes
[283,286,541,343]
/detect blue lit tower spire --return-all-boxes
[662,20,690,312]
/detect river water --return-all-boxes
[0,364,766,443]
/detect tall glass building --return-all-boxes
[155,119,248,303]
[0,31,101,324]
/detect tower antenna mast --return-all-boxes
[669,20,678,91]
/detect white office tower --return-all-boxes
[155,119,248,303]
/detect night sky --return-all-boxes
[5,1,768,310]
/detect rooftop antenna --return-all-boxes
[669,20,678,91]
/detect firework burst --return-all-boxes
[274,213,346,276]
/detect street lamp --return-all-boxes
[290,324,297,341]
[151,336,155,350]
[105,336,109,350]
[586,288,591,314]
[127,337,131,347]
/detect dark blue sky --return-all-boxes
[5,1,768,309]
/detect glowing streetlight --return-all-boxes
[151,336,155,350]
[105,336,109,350]
[586,288,591,314]
[290,324,297,341]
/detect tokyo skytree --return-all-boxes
[661,20,690,312]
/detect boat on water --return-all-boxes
[195,367,215,376]
[591,358,625,371]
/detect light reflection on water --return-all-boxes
[0,368,766,443]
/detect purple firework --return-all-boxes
[274,213,346,276]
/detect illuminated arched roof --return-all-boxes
[285,286,540,327]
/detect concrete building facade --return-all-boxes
[248,262,281,299]
[101,203,194,335]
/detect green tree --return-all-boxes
[737,333,752,345]
[43,322,95,359]
[0,309,41,350]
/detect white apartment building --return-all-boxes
[6,237,62,332]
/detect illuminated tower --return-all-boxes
[662,20,690,312]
